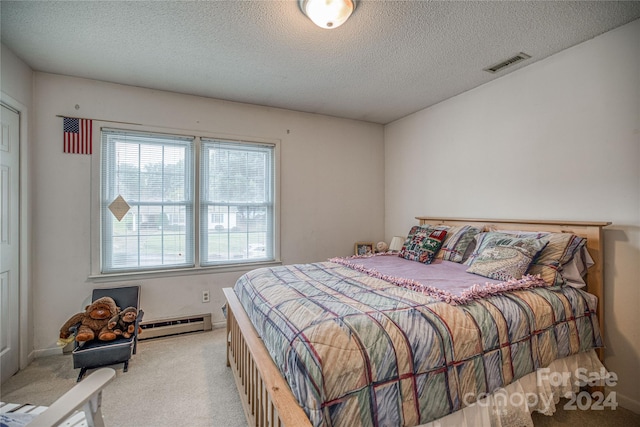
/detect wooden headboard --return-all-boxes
[416,217,611,361]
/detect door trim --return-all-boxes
[1,91,32,371]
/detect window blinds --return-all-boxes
[101,129,195,273]
[200,139,275,265]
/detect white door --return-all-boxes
[0,104,20,383]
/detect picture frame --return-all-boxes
[354,242,374,256]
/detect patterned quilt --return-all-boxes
[233,261,602,427]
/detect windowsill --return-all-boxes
[87,260,283,283]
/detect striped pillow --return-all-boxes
[508,232,586,286]
[432,225,482,263]
[470,230,587,285]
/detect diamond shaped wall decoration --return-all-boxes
[109,195,130,222]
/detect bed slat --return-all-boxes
[224,288,313,427]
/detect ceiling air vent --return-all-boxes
[484,52,531,74]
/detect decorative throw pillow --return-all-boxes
[399,226,448,264]
[519,232,586,286]
[484,229,587,286]
[464,232,542,266]
[466,237,548,281]
[434,225,482,263]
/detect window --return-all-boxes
[211,213,224,224]
[200,139,274,266]
[99,128,276,274]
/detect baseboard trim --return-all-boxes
[26,350,36,365]
[33,346,63,358]
[212,320,225,329]
[31,321,225,358]
[614,390,640,414]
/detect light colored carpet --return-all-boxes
[0,328,246,427]
[1,328,638,426]
[531,398,640,427]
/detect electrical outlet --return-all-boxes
[202,290,210,303]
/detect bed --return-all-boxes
[223,217,610,427]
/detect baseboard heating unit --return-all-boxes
[139,313,212,340]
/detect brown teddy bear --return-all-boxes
[108,306,140,339]
[59,296,120,342]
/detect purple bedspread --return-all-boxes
[341,254,500,291]
[329,253,549,304]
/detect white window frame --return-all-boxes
[200,138,276,267]
[89,122,280,279]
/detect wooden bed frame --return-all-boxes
[223,217,610,427]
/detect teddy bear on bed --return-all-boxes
[59,296,121,343]
[108,306,141,339]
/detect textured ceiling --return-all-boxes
[2,1,639,124]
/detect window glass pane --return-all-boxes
[201,139,274,265]
[101,130,194,273]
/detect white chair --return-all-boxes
[0,367,115,427]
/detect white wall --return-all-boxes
[1,44,34,369]
[385,19,640,412]
[32,73,384,354]
[1,45,33,103]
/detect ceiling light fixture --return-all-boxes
[299,0,356,29]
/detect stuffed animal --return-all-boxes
[108,306,140,339]
[59,296,120,343]
[376,241,389,252]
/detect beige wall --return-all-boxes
[1,44,34,369]
[385,19,640,412]
[1,45,33,103]
[31,73,384,354]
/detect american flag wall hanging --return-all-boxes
[63,117,93,154]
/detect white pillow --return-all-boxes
[561,246,594,288]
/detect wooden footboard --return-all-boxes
[223,288,313,427]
